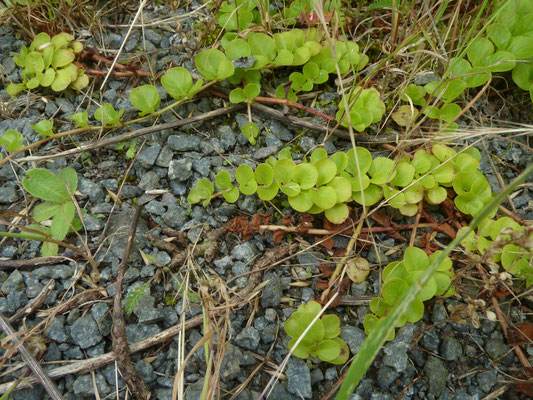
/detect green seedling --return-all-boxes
[458,216,533,287]
[364,247,455,341]
[31,119,54,137]
[187,179,215,207]
[21,167,80,256]
[215,170,239,203]
[130,85,161,116]
[0,129,24,161]
[216,0,259,31]
[94,102,124,126]
[115,139,137,159]
[70,111,89,128]
[161,67,203,99]
[7,32,88,96]
[284,301,349,364]
[336,87,386,132]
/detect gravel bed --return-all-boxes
[0,2,532,400]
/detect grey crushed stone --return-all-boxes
[167,135,201,151]
[286,358,312,399]
[70,315,103,349]
[46,315,68,343]
[231,242,257,261]
[168,158,193,181]
[220,343,243,382]
[138,171,161,190]
[1,270,24,294]
[234,326,261,350]
[135,360,157,383]
[73,373,111,397]
[340,325,366,355]
[261,272,282,308]
[125,323,161,344]
[440,336,463,361]
[424,356,448,397]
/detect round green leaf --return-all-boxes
[257,181,279,201]
[315,158,337,186]
[224,38,251,61]
[426,186,447,204]
[316,339,341,362]
[330,152,348,173]
[161,67,194,99]
[51,201,75,241]
[255,164,273,185]
[368,157,396,185]
[383,261,408,282]
[327,176,352,203]
[130,85,160,116]
[195,49,234,80]
[274,159,295,184]
[310,186,337,209]
[310,148,328,164]
[467,37,494,67]
[287,190,312,212]
[51,69,72,92]
[292,163,318,189]
[26,51,44,73]
[346,257,370,284]
[0,129,23,152]
[405,297,425,323]
[215,170,232,189]
[280,181,301,197]
[382,278,409,306]
[322,314,341,339]
[404,247,428,272]
[325,202,349,224]
[352,184,382,205]
[23,168,70,202]
[390,161,415,187]
[288,338,312,359]
[222,186,239,203]
[434,272,452,296]
[408,271,437,301]
[52,48,75,69]
[58,167,78,193]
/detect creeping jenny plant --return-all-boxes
[7,32,88,95]
[284,301,349,364]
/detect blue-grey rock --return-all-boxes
[232,242,257,261]
[0,245,17,258]
[73,374,110,397]
[124,267,140,284]
[0,184,18,203]
[138,171,160,190]
[340,325,366,355]
[238,195,259,214]
[325,367,338,380]
[33,264,74,279]
[261,272,282,308]
[134,294,163,324]
[146,200,166,215]
[286,358,312,399]
[135,359,157,383]
[299,137,316,152]
[156,145,173,167]
[264,119,293,141]
[377,365,399,390]
[221,343,243,381]
[145,29,162,43]
[296,250,323,270]
[126,323,161,344]
[367,246,389,264]
[192,158,211,176]
[168,158,193,181]
[422,329,440,352]
[44,342,62,361]
[235,326,261,350]
[168,135,201,151]
[432,301,447,323]
[1,270,24,294]
[91,302,112,337]
[253,146,279,159]
[100,178,118,191]
[60,344,83,359]
[87,342,105,357]
[46,315,68,343]
[120,184,144,199]
[219,126,236,150]
[70,315,102,349]
[424,356,448,397]
[162,204,188,230]
[311,368,324,384]
[55,98,75,114]
[0,56,16,75]
[477,370,498,392]
[440,337,462,361]
[22,273,42,298]
[9,386,45,400]
[301,287,314,302]
[383,324,415,372]
[184,380,204,400]
[265,132,282,148]
[485,337,507,359]
[83,214,105,231]
[174,299,202,318]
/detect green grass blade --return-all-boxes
[334,163,533,400]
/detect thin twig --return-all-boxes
[111,206,150,399]
[0,315,64,400]
[9,279,55,324]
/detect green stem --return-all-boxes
[334,162,533,400]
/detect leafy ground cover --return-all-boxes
[0,1,532,399]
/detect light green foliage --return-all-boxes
[195,49,235,80]
[7,32,88,96]
[284,301,349,364]
[0,129,24,154]
[125,281,151,315]
[187,179,215,207]
[22,168,79,256]
[130,85,161,116]
[70,111,89,128]
[282,0,343,25]
[189,144,494,223]
[161,67,203,99]
[458,217,532,286]
[94,102,124,126]
[31,119,54,137]
[336,88,386,132]
[216,0,260,31]
[364,248,455,341]
[115,139,137,159]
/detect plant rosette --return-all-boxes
[7,32,88,96]
[284,301,349,364]
[364,247,455,341]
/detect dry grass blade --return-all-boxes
[0,315,64,400]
